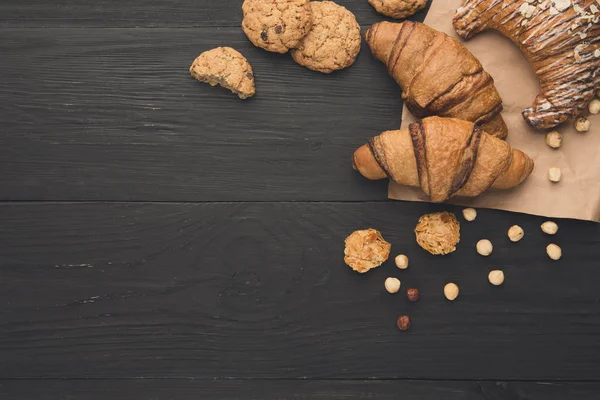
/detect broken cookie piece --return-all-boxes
[415,212,460,255]
[190,47,256,99]
[344,228,391,273]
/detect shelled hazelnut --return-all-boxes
[575,116,590,132]
[548,167,562,183]
[385,277,401,294]
[545,131,562,149]
[541,221,559,235]
[589,99,600,115]
[476,239,493,256]
[444,282,459,301]
[488,270,505,286]
[395,254,409,270]
[462,208,477,221]
[507,225,524,242]
[546,244,562,260]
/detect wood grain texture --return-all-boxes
[0,27,406,201]
[1,202,599,380]
[0,0,431,28]
[1,379,599,400]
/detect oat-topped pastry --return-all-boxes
[454,0,600,129]
[190,47,256,99]
[344,229,391,273]
[368,0,428,19]
[291,1,362,73]
[242,0,313,53]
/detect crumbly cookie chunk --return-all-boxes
[291,1,361,73]
[190,47,255,99]
[344,229,391,273]
[242,0,313,54]
[414,212,460,255]
[368,0,427,19]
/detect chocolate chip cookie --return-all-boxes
[291,1,361,73]
[242,0,313,54]
[368,0,427,19]
[190,47,256,100]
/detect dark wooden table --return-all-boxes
[1,1,600,398]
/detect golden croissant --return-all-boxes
[454,0,600,129]
[365,21,508,139]
[353,117,534,202]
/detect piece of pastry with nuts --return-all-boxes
[414,211,460,255]
[368,0,428,19]
[344,228,391,273]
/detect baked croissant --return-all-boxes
[454,0,600,129]
[365,21,508,139]
[353,117,534,202]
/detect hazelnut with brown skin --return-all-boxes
[406,288,420,302]
[397,315,411,331]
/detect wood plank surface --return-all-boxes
[0,0,430,28]
[1,202,599,380]
[0,27,403,201]
[1,379,599,400]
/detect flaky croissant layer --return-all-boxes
[353,117,534,202]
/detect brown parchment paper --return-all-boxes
[389,0,600,222]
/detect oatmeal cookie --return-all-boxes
[291,1,361,73]
[344,228,391,273]
[368,0,427,19]
[414,212,460,255]
[189,47,255,100]
[242,0,313,54]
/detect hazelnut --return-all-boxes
[476,239,493,256]
[395,254,409,270]
[548,167,561,183]
[488,270,505,286]
[462,208,477,222]
[507,225,524,242]
[384,277,401,294]
[546,243,562,260]
[444,282,459,301]
[589,99,600,115]
[575,116,590,132]
[545,131,562,149]
[541,221,559,235]
[406,288,420,302]
[397,315,411,331]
